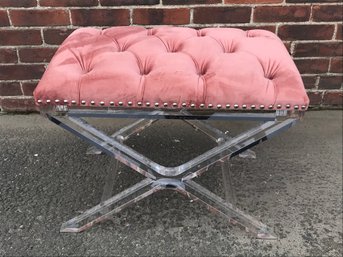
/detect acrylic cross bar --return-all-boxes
[45,107,300,239]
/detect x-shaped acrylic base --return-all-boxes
[46,108,301,239]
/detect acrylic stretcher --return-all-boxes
[42,106,303,240]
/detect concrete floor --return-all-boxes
[0,111,342,256]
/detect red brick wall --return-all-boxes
[0,0,342,112]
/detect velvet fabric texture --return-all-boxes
[34,26,309,110]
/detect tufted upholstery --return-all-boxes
[34,26,309,110]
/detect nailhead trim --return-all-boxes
[41,100,305,110]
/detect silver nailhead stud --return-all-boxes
[251,104,256,109]
[234,104,239,109]
[268,104,273,109]
[226,104,230,109]
[208,103,213,108]
[155,102,159,107]
[191,103,195,108]
[277,104,282,109]
[294,105,299,110]
[137,101,142,106]
[90,101,95,105]
[164,102,168,107]
[55,99,60,103]
[64,100,68,104]
[242,104,247,109]
[146,102,150,106]
[128,101,133,106]
[182,103,187,107]
[260,105,265,109]
[200,103,205,108]
[110,101,114,106]
[286,104,290,109]
[71,100,76,105]
[100,101,105,106]
[37,100,42,103]
[46,100,51,104]
[173,102,177,107]
[217,104,222,109]
[301,105,306,109]
[81,100,86,105]
[118,101,123,106]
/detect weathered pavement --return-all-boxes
[0,111,342,256]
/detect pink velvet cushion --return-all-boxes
[34,26,309,110]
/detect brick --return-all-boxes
[164,0,221,4]
[0,98,36,113]
[0,65,45,80]
[225,0,282,3]
[10,9,70,26]
[43,28,75,45]
[330,58,343,73]
[294,42,343,57]
[322,91,343,106]
[278,25,335,40]
[283,42,291,54]
[294,58,329,74]
[101,0,159,5]
[133,8,190,25]
[71,9,129,26]
[337,24,342,40]
[40,0,98,6]
[0,82,22,96]
[254,6,310,22]
[0,10,9,26]
[0,29,42,45]
[193,7,251,24]
[0,49,17,63]
[0,0,36,7]
[235,25,276,33]
[301,76,317,89]
[19,48,57,63]
[287,0,341,2]
[313,5,343,22]
[318,76,342,89]
[22,82,38,96]
[307,91,323,105]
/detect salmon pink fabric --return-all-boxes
[34,26,309,110]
